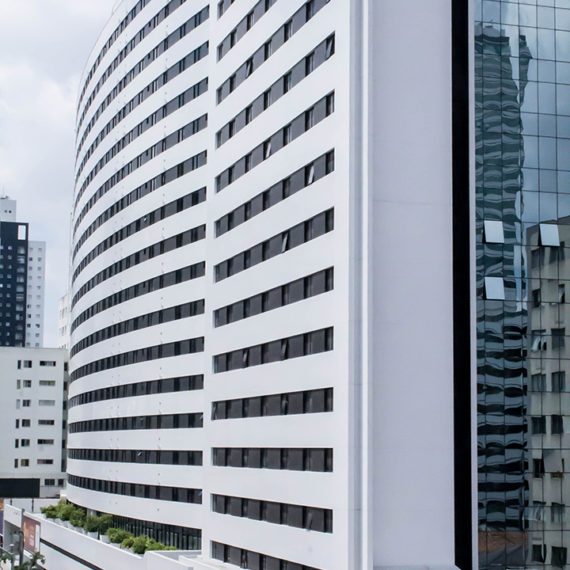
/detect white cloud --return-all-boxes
[0,0,117,346]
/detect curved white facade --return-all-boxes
[68,1,460,568]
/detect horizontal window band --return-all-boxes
[70,337,204,382]
[71,261,205,333]
[213,447,332,472]
[73,187,206,276]
[214,267,333,327]
[216,92,334,193]
[216,149,334,237]
[216,0,330,105]
[216,35,334,147]
[78,4,208,144]
[72,223,205,307]
[76,78,207,213]
[75,111,207,212]
[68,448,202,465]
[68,412,203,433]
[77,39,208,165]
[73,40,208,232]
[67,474,202,504]
[212,540,322,570]
[213,387,333,420]
[214,327,333,373]
[215,209,334,282]
[71,299,204,356]
[69,374,204,408]
[212,493,332,533]
[78,0,150,110]
[217,0,278,61]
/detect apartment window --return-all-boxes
[325,35,335,58]
[532,545,546,563]
[531,374,546,392]
[39,380,56,386]
[22,419,30,427]
[22,400,30,407]
[532,288,541,307]
[552,371,566,392]
[21,439,30,447]
[284,19,292,41]
[560,284,566,303]
[39,360,56,367]
[38,400,55,406]
[38,419,54,426]
[531,330,547,352]
[531,248,545,268]
[552,546,567,567]
[552,502,566,523]
[21,459,29,467]
[37,459,54,465]
[551,415,564,435]
[552,328,565,350]
[44,479,55,486]
[283,72,292,93]
[38,439,54,445]
[23,360,32,368]
[533,458,545,477]
[532,416,546,434]
[305,52,315,74]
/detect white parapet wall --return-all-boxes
[2,505,213,570]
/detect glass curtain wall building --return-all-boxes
[475,0,570,567]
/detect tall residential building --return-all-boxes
[64,0,467,569]
[0,196,46,348]
[0,347,68,498]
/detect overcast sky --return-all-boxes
[0,0,119,346]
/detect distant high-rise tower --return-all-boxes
[0,196,46,348]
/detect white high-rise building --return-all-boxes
[25,240,46,348]
[0,347,68,498]
[64,1,467,569]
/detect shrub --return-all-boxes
[83,514,100,533]
[145,538,165,551]
[132,535,149,554]
[59,503,75,522]
[107,528,133,544]
[121,536,135,549]
[98,514,113,534]
[55,498,68,519]
[40,505,57,519]
[70,507,86,528]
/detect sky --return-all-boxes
[0,0,119,346]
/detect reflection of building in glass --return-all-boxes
[476,20,530,568]
[527,220,570,567]
[476,0,570,568]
